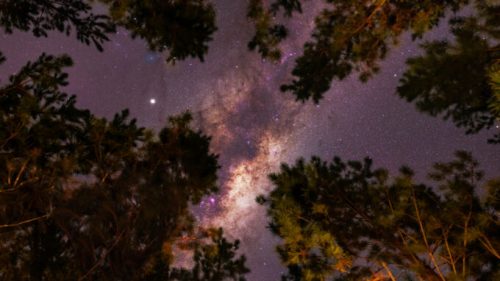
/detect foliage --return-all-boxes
[159,228,250,281]
[98,0,217,63]
[398,1,500,143]
[1,1,499,280]
[489,60,500,144]
[0,0,217,63]
[248,0,500,142]
[0,0,115,51]
[247,0,302,61]
[260,152,500,281]
[0,54,247,280]
[247,0,468,102]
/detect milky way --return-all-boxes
[191,49,310,279]
[1,1,499,280]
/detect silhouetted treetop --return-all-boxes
[0,53,248,280]
[259,152,500,280]
[0,0,115,51]
[0,0,217,62]
[158,228,250,281]
[398,1,500,143]
[248,0,469,102]
[247,0,500,143]
[99,0,217,63]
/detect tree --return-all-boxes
[489,59,500,143]
[0,2,242,279]
[145,228,249,281]
[247,0,302,61]
[0,0,217,62]
[247,0,500,142]
[0,0,115,51]
[0,51,5,65]
[100,0,217,63]
[248,0,469,102]
[0,54,247,280]
[397,1,500,144]
[259,152,500,281]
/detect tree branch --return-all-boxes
[77,229,127,281]
[381,261,397,281]
[0,213,50,229]
[442,227,457,274]
[478,233,500,259]
[411,187,446,281]
[351,0,388,35]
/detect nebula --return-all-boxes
[192,59,310,252]
[209,131,287,231]
[187,4,324,259]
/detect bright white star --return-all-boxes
[149,98,156,105]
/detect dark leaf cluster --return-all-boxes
[398,1,500,142]
[100,0,217,63]
[0,54,247,280]
[162,228,249,281]
[247,0,303,61]
[261,152,500,280]
[279,0,469,102]
[0,0,115,51]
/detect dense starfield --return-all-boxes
[1,1,499,280]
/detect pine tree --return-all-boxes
[248,0,500,142]
[248,0,469,102]
[259,152,500,281]
[398,1,500,143]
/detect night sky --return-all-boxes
[1,1,499,280]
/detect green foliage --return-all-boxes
[99,0,217,63]
[0,0,115,51]
[0,54,246,280]
[261,152,500,280]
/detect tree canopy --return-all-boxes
[2,0,497,117]
[0,2,246,280]
[259,152,500,281]
[0,54,247,280]
[0,0,115,51]
[397,1,500,144]
[1,1,499,280]
[98,0,217,63]
[246,0,500,142]
[248,0,470,102]
[0,0,217,62]
[154,228,250,281]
